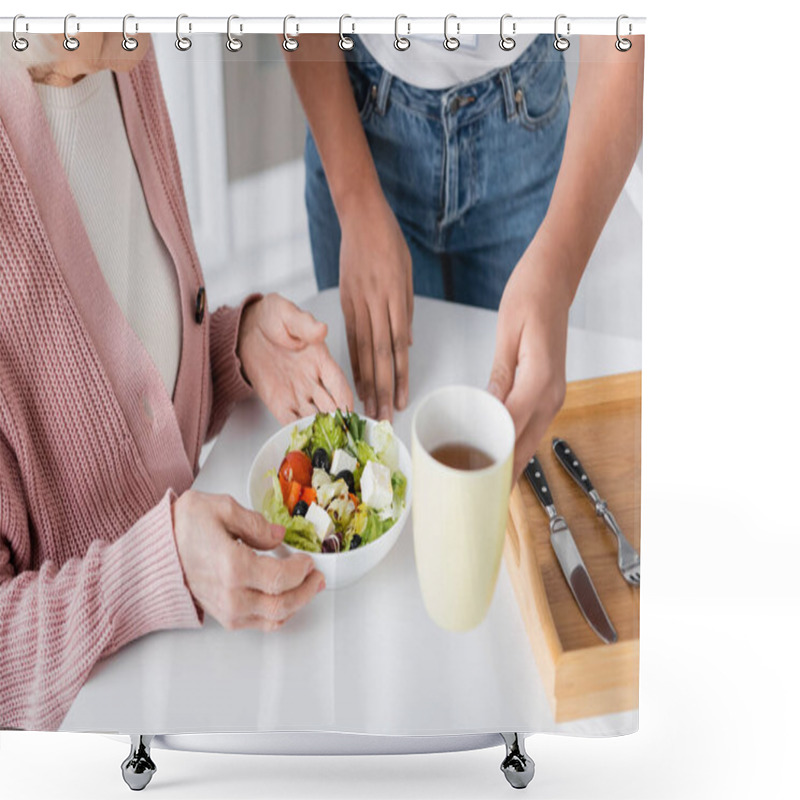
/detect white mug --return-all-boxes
[412,385,515,632]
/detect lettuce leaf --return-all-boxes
[261,470,291,527]
[391,470,407,504]
[310,412,346,456]
[368,420,399,471]
[284,517,322,552]
[361,507,385,545]
[288,423,312,454]
[346,410,366,441]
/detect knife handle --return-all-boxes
[552,438,595,497]
[524,456,556,512]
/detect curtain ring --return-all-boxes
[226,15,243,52]
[443,13,460,51]
[63,13,80,51]
[394,15,410,51]
[122,14,138,51]
[553,14,570,51]
[12,15,29,52]
[175,14,192,51]
[615,14,632,52]
[339,14,355,51]
[283,15,299,51]
[499,14,516,51]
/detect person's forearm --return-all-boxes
[283,35,381,219]
[528,35,645,301]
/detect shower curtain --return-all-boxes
[0,16,643,754]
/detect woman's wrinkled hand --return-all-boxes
[237,293,354,423]
[173,491,325,632]
[488,245,572,480]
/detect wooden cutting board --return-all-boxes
[504,371,640,722]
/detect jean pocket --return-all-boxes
[515,73,568,133]
[347,62,379,122]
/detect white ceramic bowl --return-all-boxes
[247,416,412,590]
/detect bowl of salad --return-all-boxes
[247,410,412,589]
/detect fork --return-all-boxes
[552,438,641,587]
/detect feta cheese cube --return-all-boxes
[330,448,358,476]
[361,460,393,511]
[305,502,334,543]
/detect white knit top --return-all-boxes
[36,70,182,397]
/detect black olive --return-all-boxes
[349,534,362,550]
[322,536,339,553]
[312,448,330,471]
[335,469,355,494]
[292,500,309,517]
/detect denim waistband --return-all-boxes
[345,35,564,123]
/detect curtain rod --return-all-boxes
[1,15,646,37]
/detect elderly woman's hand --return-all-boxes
[238,293,354,423]
[173,491,325,631]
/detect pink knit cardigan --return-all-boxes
[0,50,255,730]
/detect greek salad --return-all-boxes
[261,410,407,554]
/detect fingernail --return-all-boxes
[398,389,408,410]
[365,399,376,418]
[487,381,501,399]
[317,577,326,593]
[379,405,390,421]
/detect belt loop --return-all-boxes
[375,68,393,115]
[499,67,517,120]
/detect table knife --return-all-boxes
[524,456,618,644]
[552,438,641,587]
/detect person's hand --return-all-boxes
[339,196,414,421]
[488,247,572,480]
[238,293,354,424]
[173,491,325,632]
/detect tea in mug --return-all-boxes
[430,443,494,471]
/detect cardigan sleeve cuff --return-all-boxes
[207,293,262,439]
[100,490,203,653]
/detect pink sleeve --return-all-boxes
[0,442,202,731]
[206,293,261,440]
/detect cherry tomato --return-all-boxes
[279,451,313,487]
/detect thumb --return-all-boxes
[487,318,521,404]
[219,497,285,551]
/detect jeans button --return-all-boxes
[195,287,206,324]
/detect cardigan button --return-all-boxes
[194,287,206,324]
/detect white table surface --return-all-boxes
[62,290,641,737]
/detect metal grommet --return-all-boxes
[338,14,355,51]
[615,14,632,52]
[175,14,192,51]
[553,14,570,51]
[63,13,79,51]
[12,15,29,52]
[499,14,516,51]
[226,15,243,52]
[443,13,460,51]
[122,14,138,51]
[283,15,299,52]
[394,14,410,51]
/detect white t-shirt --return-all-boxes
[358,33,538,90]
[36,70,183,399]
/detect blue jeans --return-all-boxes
[304,35,569,310]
